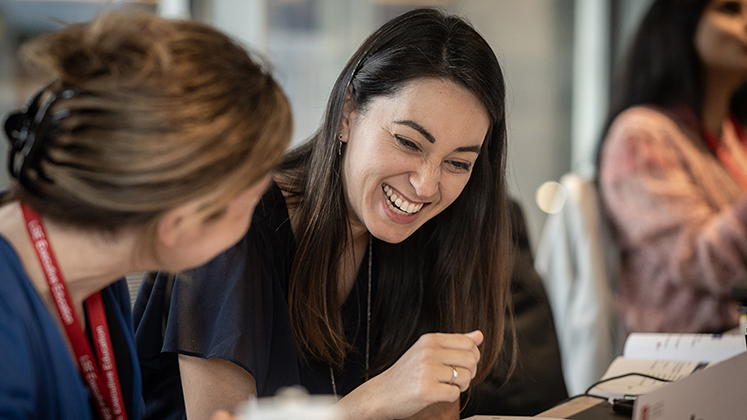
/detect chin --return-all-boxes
[372,227,418,244]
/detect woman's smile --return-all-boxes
[383,184,425,215]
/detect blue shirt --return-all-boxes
[0,236,143,420]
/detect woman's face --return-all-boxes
[340,78,489,244]
[695,0,747,76]
[159,174,272,272]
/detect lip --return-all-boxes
[380,184,428,224]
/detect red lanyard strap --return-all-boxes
[703,115,747,191]
[21,203,127,420]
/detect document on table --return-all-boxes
[622,333,745,362]
[588,333,746,399]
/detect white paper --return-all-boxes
[623,333,745,362]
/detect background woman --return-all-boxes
[135,7,512,420]
[0,12,291,420]
[597,0,747,334]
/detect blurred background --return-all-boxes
[0,0,654,251]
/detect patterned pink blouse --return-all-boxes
[599,106,744,334]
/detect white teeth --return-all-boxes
[382,183,423,215]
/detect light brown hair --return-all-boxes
[7,11,291,232]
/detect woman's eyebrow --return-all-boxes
[455,145,481,154]
[393,119,436,143]
[394,119,481,154]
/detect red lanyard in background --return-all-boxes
[703,115,747,191]
[21,203,127,420]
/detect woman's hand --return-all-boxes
[337,330,483,420]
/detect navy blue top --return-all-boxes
[0,236,142,420]
[134,182,375,420]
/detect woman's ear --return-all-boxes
[156,203,200,248]
[156,209,184,249]
[340,85,355,143]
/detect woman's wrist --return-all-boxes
[334,375,388,420]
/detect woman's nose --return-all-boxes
[410,163,440,199]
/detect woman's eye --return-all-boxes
[447,160,472,172]
[717,1,741,14]
[395,135,420,151]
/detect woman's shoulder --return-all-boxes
[0,238,93,420]
[600,106,700,181]
[252,181,290,226]
[248,181,295,259]
[0,236,35,308]
[609,106,688,137]
[604,105,698,154]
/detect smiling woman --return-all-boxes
[135,8,512,420]
[340,78,490,244]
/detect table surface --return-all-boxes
[462,396,606,419]
[537,396,606,418]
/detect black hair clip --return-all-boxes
[4,83,79,189]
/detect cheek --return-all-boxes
[232,212,253,236]
[234,200,259,233]
[243,193,263,217]
[347,146,397,187]
[697,22,744,66]
[221,195,261,240]
[436,176,472,210]
[696,27,718,59]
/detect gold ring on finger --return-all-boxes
[449,365,458,385]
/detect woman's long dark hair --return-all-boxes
[596,0,739,170]
[277,8,512,383]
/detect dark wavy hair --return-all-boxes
[597,0,747,169]
[277,8,512,384]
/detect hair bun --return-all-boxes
[23,13,171,87]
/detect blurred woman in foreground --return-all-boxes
[0,12,291,420]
